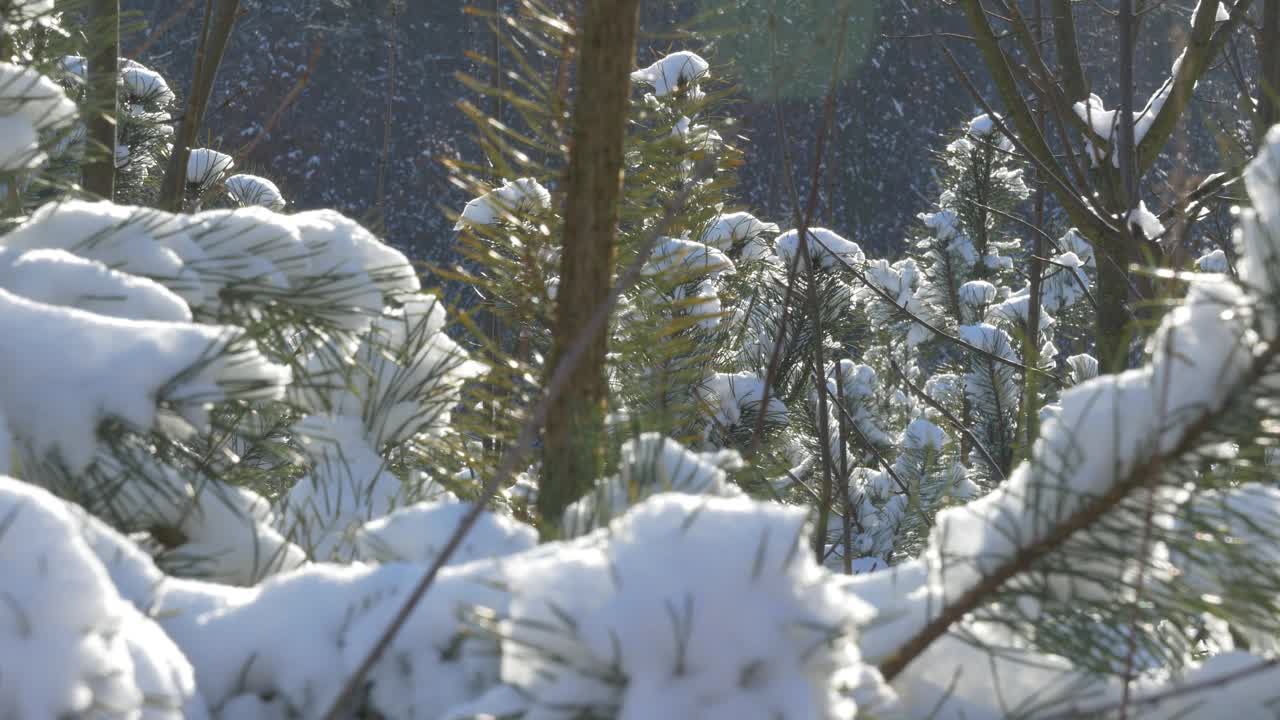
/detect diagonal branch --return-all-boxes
[934,20,1113,245]
[1050,0,1088,102]
[320,184,694,720]
[157,0,241,212]
[888,357,1007,484]
[1136,0,1252,172]
[878,341,1280,682]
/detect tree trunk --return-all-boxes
[538,0,641,535]
[83,0,119,200]
[1096,236,1133,372]
[1021,0,1046,454]
[1262,0,1280,134]
[157,0,240,212]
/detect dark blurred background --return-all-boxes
[122,0,1238,262]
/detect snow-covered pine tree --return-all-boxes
[447,7,759,528]
[2,1,1280,718]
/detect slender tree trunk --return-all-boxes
[1020,0,1047,456]
[0,2,16,78]
[1262,0,1280,133]
[157,0,241,212]
[1099,0,1140,374]
[83,0,119,199]
[1096,235,1133,371]
[538,0,641,535]
[1050,0,1087,101]
[1117,0,1138,205]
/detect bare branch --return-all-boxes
[1136,0,1253,172]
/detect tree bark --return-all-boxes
[1050,0,1087,102]
[1262,0,1280,133]
[1096,236,1134,372]
[1117,0,1138,206]
[83,0,119,200]
[1021,0,1047,457]
[157,0,240,212]
[538,0,641,535]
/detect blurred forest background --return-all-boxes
[123,0,1238,261]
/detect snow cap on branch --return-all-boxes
[0,63,76,170]
[775,227,864,270]
[121,61,175,104]
[631,51,709,97]
[454,177,551,230]
[0,287,289,474]
[1196,248,1229,273]
[699,211,780,256]
[225,174,286,211]
[186,148,234,188]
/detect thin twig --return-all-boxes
[376,4,398,220]
[319,190,691,720]
[746,2,853,465]
[127,0,199,60]
[879,340,1280,681]
[888,358,1008,484]
[235,40,324,159]
[1042,656,1280,720]
[806,230,1062,384]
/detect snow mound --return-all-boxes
[356,499,538,565]
[699,211,780,258]
[698,371,788,430]
[0,287,289,474]
[645,236,736,280]
[0,476,205,720]
[0,61,77,129]
[0,63,76,170]
[562,433,744,536]
[462,493,895,720]
[166,560,507,717]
